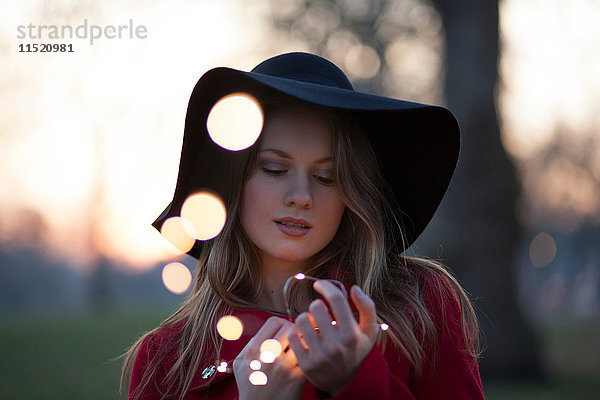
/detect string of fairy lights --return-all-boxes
[213,272,389,386]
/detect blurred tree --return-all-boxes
[520,127,600,229]
[87,121,112,312]
[267,0,542,380]
[428,0,542,379]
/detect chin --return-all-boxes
[270,247,318,264]
[274,252,312,263]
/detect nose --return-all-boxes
[284,173,313,209]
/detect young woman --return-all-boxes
[121,52,484,399]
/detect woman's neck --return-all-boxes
[256,255,309,315]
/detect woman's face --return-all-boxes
[240,106,346,271]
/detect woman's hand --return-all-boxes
[288,281,380,396]
[233,316,307,400]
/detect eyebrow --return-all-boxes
[259,148,332,164]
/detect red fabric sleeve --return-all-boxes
[329,344,416,400]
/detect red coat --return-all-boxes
[130,281,484,399]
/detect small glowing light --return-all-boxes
[181,192,227,241]
[220,361,228,368]
[295,273,306,280]
[260,339,283,358]
[216,364,227,373]
[216,315,244,341]
[380,323,389,331]
[331,320,337,326]
[249,360,261,371]
[529,232,557,268]
[161,262,192,294]
[249,371,268,386]
[160,217,196,253]
[259,350,276,364]
[206,93,264,151]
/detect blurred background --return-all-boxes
[1,0,599,398]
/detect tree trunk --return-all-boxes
[426,0,543,380]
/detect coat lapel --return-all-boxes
[188,308,290,391]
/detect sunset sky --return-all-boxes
[1,0,598,271]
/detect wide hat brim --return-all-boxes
[153,53,460,259]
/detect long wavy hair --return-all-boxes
[120,97,480,399]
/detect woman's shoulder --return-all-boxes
[138,320,186,357]
[396,255,457,293]
[387,256,463,320]
[129,321,187,397]
[403,256,479,356]
[132,320,187,385]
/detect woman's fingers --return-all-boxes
[272,321,292,347]
[287,324,307,362]
[288,283,380,396]
[350,285,379,339]
[308,280,379,340]
[233,318,308,400]
[295,312,321,349]
[287,310,324,366]
[238,317,292,362]
[313,280,355,332]
[308,299,336,338]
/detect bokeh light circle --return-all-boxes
[249,360,261,371]
[345,44,381,79]
[159,217,196,253]
[259,350,276,364]
[260,339,283,358]
[249,371,268,386]
[181,192,227,240]
[161,262,192,294]
[206,93,263,151]
[216,315,244,341]
[529,232,557,268]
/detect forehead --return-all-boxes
[258,106,333,156]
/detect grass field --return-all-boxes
[1,311,598,399]
[0,311,165,400]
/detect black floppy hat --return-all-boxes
[153,52,459,258]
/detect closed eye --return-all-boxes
[314,175,334,185]
[262,167,286,176]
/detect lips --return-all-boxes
[274,217,311,237]
[275,217,311,228]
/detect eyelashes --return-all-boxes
[261,167,285,176]
[260,165,334,186]
[314,175,334,185]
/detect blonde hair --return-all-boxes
[120,98,480,399]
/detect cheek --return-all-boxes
[243,179,271,207]
[242,175,265,206]
[321,196,346,232]
[240,178,271,229]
